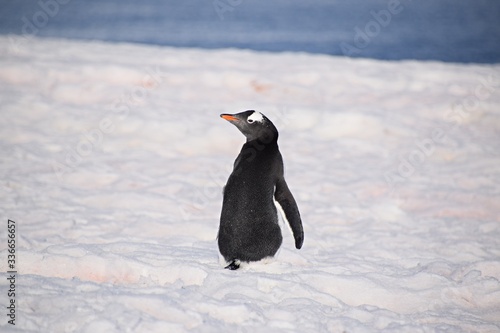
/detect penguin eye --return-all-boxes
[247,119,254,124]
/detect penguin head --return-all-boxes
[220,110,278,143]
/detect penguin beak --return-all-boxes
[220,114,239,122]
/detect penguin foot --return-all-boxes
[224,260,240,270]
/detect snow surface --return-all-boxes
[1,37,500,332]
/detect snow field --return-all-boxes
[0,37,500,332]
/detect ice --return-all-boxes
[0,36,499,332]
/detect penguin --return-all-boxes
[218,110,304,270]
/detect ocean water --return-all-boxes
[1,0,499,63]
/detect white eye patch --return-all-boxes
[247,111,264,123]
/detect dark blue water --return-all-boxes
[1,0,499,63]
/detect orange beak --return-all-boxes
[220,114,238,121]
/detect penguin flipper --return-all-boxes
[274,177,304,249]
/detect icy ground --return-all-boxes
[1,37,500,332]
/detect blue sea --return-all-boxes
[1,0,499,63]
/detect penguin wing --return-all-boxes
[274,177,304,249]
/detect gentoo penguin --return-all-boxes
[218,110,304,270]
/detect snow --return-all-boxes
[1,36,500,332]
